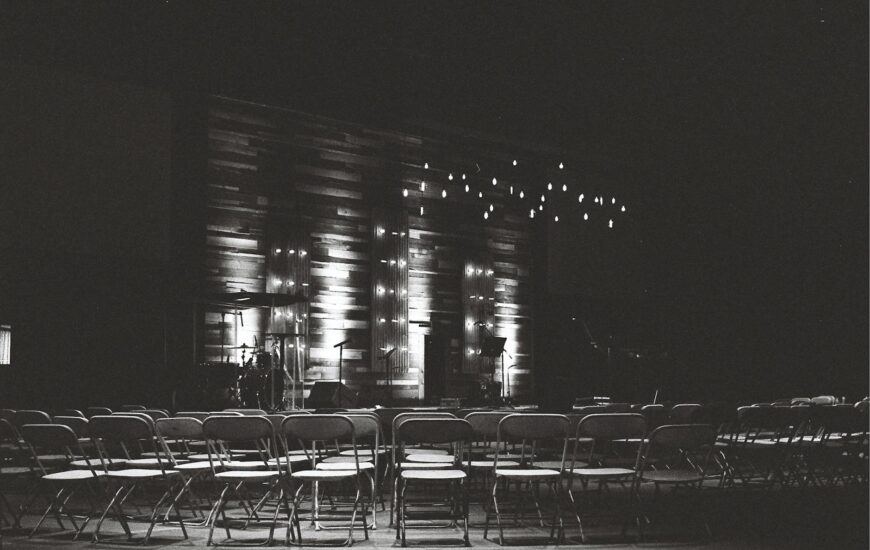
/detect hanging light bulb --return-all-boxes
[465,184,470,193]
[558,162,564,169]
[424,162,429,169]
[579,193,584,203]
[529,209,535,218]
[483,211,489,220]
[510,185,514,195]
[554,215,559,222]
[540,194,546,202]
[612,197,616,204]
[608,219,614,228]
[489,204,494,212]
[512,159,518,166]
[420,206,424,215]
[478,191,483,198]
[621,205,626,212]
[562,184,567,192]
[492,177,497,186]
[539,204,544,211]
[461,173,466,180]
[547,182,553,191]
[420,181,426,191]
[519,190,524,199]
[402,188,408,197]
[275,248,282,254]
[441,189,447,198]
[583,213,588,221]
[448,173,454,181]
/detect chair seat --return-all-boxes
[174,461,214,471]
[44,469,105,481]
[486,453,525,460]
[401,469,466,481]
[70,458,127,468]
[571,467,635,478]
[221,460,270,469]
[405,447,450,455]
[266,455,311,466]
[140,451,187,459]
[317,462,374,471]
[339,449,386,457]
[108,468,181,479]
[187,453,231,461]
[0,466,32,476]
[537,460,587,470]
[640,470,704,483]
[322,456,377,465]
[496,468,560,478]
[469,460,519,468]
[292,469,357,480]
[406,453,454,463]
[37,454,81,464]
[215,470,280,481]
[125,458,189,467]
[399,462,452,469]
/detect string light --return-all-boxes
[621,205,626,212]
[612,197,616,204]
[287,280,295,287]
[378,227,385,235]
[483,211,489,220]
[547,182,553,191]
[579,194,584,203]
[492,177,497,186]
[420,206,424,215]
[539,204,544,211]
[519,190,524,199]
[554,215,559,222]
[420,181,426,191]
[441,189,447,198]
[424,162,429,169]
[448,173,454,181]
[529,209,535,218]
[465,184,470,193]
[489,204,494,212]
[510,185,514,195]
[583,213,588,221]
[562,184,567,192]
[461,173,466,180]
[558,162,564,169]
[540,194,546,202]
[275,248,282,254]
[512,159,518,166]
[608,219,614,228]
[478,191,483,198]
[402,188,408,197]
[289,249,296,254]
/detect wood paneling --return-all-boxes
[204,97,535,402]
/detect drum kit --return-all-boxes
[200,290,309,411]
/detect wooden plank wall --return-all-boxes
[204,96,536,403]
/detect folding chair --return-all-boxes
[483,413,570,545]
[88,414,188,544]
[394,417,472,547]
[19,424,104,539]
[0,418,27,529]
[202,415,284,546]
[669,404,704,424]
[282,414,369,546]
[632,424,716,541]
[85,407,113,418]
[154,417,215,526]
[567,413,646,542]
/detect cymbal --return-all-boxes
[203,291,309,308]
[226,344,253,350]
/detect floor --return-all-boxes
[2,479,866,550]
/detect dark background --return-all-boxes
[1,2,866,406]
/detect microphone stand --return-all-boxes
[334,339,351,407]
[379,348,397,405]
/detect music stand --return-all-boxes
[480,336,507,399]
[379,348,397,404]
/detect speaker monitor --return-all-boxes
[307,381,359,409]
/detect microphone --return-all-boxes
[334,338,352,348]
[238,311,244,327]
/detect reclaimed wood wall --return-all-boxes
[204,96,536,403]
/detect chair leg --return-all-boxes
[207,483,231,546]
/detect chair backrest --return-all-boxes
[174,411,210,421]
[58,409,86,418]
[13,409,51,427]
[811,395,836,406]
[496,414,570,469]
[396,418,473,445]
[646,423,716,451]
[121,405,146,411]
[669,403,704,423]
[86,406,113,418]
[641,404,668,430]
[0,409,15,422]
[224,408,267,416]
[465,411,512,440]
[140,409,170,420]
[577,413,646,441]
[20,424,98,476]
[89,414,153,441]
[53,415,89,437]
[345,413,380,441]
[602,402,631,413]
[283,414,353,443]
[0,418,18,441]
[203,415,273,442]
[573,405,606,416]
[155,417,204,440]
